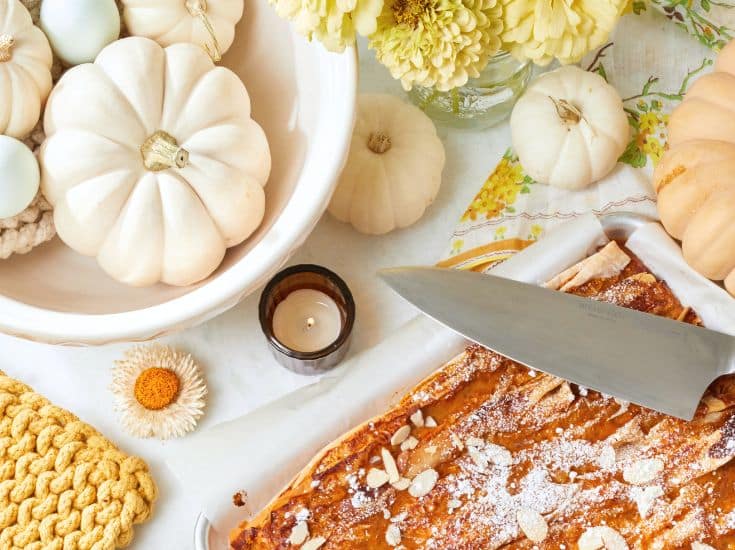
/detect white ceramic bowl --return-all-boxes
[0,2,357,345]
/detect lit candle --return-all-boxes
[272,289,342,353]
[259,265,355,374]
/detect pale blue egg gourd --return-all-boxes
[40,0,120,66]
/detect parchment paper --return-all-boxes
[169,213,735,546]
[166,214,611,543]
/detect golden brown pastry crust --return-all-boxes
[231,250,735,549]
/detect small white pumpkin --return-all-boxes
[510,66,629,190]
[121,0,244,62]
[40,37,271,287]
[328,94,445,235]
[0,0,52,138]
[0,135,39,219]
[40,0,121,66]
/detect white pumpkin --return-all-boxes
[510,66,629,190]
[328,94,445,235]
[40,37,271,287]
[0,0,52,138]
[40,0,120,66]
[121,0,244,62]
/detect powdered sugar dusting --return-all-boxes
[238,256,735,549]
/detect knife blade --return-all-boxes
[379,267,735,420]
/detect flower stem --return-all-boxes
[186,0,222,62]
[451,88,460,115]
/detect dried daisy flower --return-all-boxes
[500,0,627,65]
[271,0,384,52]
[111,345,207,440]
[369,0,504,91]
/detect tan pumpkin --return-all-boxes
[667,73,735,146]
[654,39,735,295]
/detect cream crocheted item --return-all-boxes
[0,371,157,550]
[0,192,55,259]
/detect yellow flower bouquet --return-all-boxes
[269,0,631,91]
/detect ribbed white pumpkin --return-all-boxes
[40,37,270,287]
[0,0,53,138]
[328,94,445,235]
[121,0,244,61]
[511,66,629,190]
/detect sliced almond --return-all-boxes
[410,410,424,427]
[704,395,727,413]
[391,512,407,523]
[301,536,327,550]
[385,524,401,546]
[468,447,488,470]
[692,543,716,550]
[390,425,411,446]
[381,448,400,483]
[424,416,437,428]
[466,436,485,447]
[623,458,664,485]
[598,445,616,470]
[400,436,418,451]
[577,526,629,550]
[288,522,309,545]
[627,272,656,284]
[485,442,512,466]
[408,469,439,498]
[516,508,548,543]
[391,477,411,490]
[366,468,389,489]
[631,485,663,518]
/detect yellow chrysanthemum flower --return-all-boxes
[369,0,504,91]
[500,0,627,65]
[271,0,384,52]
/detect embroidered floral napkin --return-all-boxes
[439,2,734,271]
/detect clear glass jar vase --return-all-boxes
[407,51,532,130]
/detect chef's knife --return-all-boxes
[379,267,735,420]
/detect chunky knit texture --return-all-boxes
[0,193,55,259]
[0,371,157,550]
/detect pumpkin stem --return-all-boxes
[186,0,222,63]
[548,96,582,125]
[0,35,15,62]
[141,130,189,172]
[368,132,392,154]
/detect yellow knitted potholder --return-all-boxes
[0,372,157,550]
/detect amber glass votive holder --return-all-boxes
[259,264,355,374]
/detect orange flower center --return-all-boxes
[134,367,180,410]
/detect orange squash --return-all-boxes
[654,39,735,295]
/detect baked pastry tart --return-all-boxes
[231,243,732,549]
